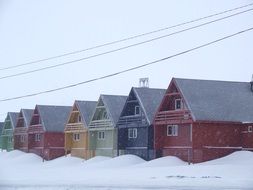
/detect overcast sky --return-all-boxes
[0,0,252,121]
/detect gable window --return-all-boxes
[78,115,82,123]
[21,135,25,142]
[135,106,140,115]
[73,133,80,141]
[167,125,178,136]
[128,128,137,138]
[98,131,105,140]
[35,133,41,142]
[175,99,182,110]
[248,126,253,133]
[102,111,108,119]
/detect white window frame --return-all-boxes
[175,99,182,110]
[128,128,137,138]
[8,136,13,143]
[21,135,25,142]
[73,133,80,141]
[248,126,253,133]
[135,106,140,115]
[98,131,105,140]
[35,133,41,142]
[167,125,178,136]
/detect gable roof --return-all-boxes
[75,100,97,126]
[0,122,4,134]
[173,78,253,123]
[36,105,72,132]
[20,109,34,128]
[133,87,166,125]
[100,95,127,126]
[7,112,19,129]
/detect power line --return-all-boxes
[0,27,252,102]
[0,8,252,81]
[0,2,252,71]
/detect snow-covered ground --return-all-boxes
[0,150,253,190]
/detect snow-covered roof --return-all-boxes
[75,100,97,126]
[133,87,166,125]
[36,105,71,132]
[174,78,253,123]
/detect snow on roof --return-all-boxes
[174,78,253,123]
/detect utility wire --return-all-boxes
[0,27,252,102]
[0,8,252,81]
[0,2,252,71]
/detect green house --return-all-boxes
[88,95,127,157]
[1,112,19,151]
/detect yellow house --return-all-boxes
[64,100,97,159]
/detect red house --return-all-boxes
[154,78,253,163]
[14,109,34,152]
[28,105,71,160]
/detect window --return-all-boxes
[175,99,182,110]
[248,126,253,133]
[8,137,13,143]
[98,131,105,140]
[78,115,82,123]
[21,135,25,142]
[128,128,137,138]
[35,133,41,142]
[73,133,80,141]
[102,111,108,119]
[167,125,178,136]
[135,106,140,115]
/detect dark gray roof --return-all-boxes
[174,78,253,123]
[134,87,166,125]
[0,122,4,134]
[8,112,19,129]
[20,109,34,128]
[75,100,97,126]
[101,95,127,126]
[36,105,72,132]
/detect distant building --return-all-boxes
[28,105,71,160]
[88,95,127,157]
[14,109,34,152]
[154,78,253,163]
[0,112,19,151]
[64,100,97,159]
[117,87,165,160]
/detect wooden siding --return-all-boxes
[1,116,14,151]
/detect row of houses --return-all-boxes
[0,78,253,163]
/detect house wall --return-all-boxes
[242,125,253,150]
[14,133,28,152]
[43,132,65,160]
[192,122,243,163]
[28,132,45,158]
[89,128,118,157]
[154,123,192,162]
[118,125,154,160]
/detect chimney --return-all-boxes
[139,78,149,88]
[250,74,253,92]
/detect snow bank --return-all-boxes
[84,154,146,168]
[43,154,83,168]
[200,151,253,165]
[136,156,187,167]
[84,156,111,164]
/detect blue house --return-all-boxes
[117,87,165,160]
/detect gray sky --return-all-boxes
[0,0,252,121]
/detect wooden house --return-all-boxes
[88,95,127,157]
[28,105,71,160]
[154,78,253,163]
[1,112,19,151]
[117,87,165,160]
[13,109,34,152]
[64,100,97,159]
[0,122,4,150]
